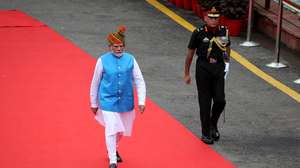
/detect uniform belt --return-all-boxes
[197,57,224,64]
[197,56,208,62]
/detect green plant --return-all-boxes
[220,0,248,19]
[198,0,220,10]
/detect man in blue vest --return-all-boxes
[90,26,146,168]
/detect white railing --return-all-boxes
[275,0,300,15]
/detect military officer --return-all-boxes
[184,7,231,145]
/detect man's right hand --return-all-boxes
[91,107,98,115]
[184,75,191,84]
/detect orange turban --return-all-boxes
[107,25,126,45]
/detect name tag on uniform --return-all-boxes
[203,37,209,43]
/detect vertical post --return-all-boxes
[240,0,260,47]
[266,0,287,68]
[265,0,271,10]
[275,0,283,63]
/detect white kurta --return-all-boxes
[90,56,146,136]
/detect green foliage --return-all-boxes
[198,0,220,10]
[220,0,248,19]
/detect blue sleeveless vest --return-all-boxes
[99,52,134,112]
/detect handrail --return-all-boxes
[283,0,300,10]
[256,0,300,31]
[264,0,300,13]
[283,0,300,13]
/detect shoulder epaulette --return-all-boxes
[219,25,228,30]
[218,25,228,37]
[195,27,202,32]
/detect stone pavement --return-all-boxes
[0,0,299,168]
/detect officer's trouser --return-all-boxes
[195,60,226,137]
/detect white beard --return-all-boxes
[114,53,123,57]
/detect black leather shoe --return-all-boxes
[201,135,214,144]
[211,127,220,141]
[109,163,117,168]
[116,151,122,163]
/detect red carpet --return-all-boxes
[0,10,235,168]
[0,10,45,27]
